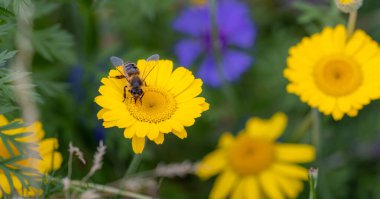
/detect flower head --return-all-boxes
[196,113,315,199]
[335,0,363,13]
[284,25,380,120]
[95,58,209,154]
[0,115,62,197]
[173,0,256,86]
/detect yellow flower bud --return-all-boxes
[335,0,363,13]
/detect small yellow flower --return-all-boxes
[0,115,62,197]
[335,0,363,13]
[197,113,315,199]
[95,58,209,154]
[284,25,380,120]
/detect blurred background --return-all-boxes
[1,0,380,198]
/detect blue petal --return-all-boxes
[198,50,253,87]
[223,50,253,81]
[174,39,204,67]
[217,0,256,48]
[172,6,210,37]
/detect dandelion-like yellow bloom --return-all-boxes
[197,113,315,199]
[335,0,362,13]
[95,58,209,153]
[284,25,380,120]
[0,115,62,197]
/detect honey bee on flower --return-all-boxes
[95,55,209,153]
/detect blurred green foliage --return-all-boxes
[1,0,380,198]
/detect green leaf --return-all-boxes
[32,25,76,64]
[0,121,23,131]
[12,0,33,23]
[0,6,14,17]
[34,1,59,19]
[0,105,17,114]
[0,50,17,66]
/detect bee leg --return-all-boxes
[110,75,125,79]
[139,93,144,104]
[123,86,128,102]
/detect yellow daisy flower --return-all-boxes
[284,25,380,120]
[197,113,315,199]
[0,115,62,197]
[95,58,209,154]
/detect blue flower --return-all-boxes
[173,0,256,86]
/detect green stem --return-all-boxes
[347,11,357,38]
[308,167,318,199]
[311,109,321,152]
[208,0,238,116]
[291,112,313,142]
[124,154,142,179]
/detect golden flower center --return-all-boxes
[126,87,177,123]
[314,55,362,97]
[338,0,354,4]
[227,134,274,176]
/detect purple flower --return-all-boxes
[173,0,256,86]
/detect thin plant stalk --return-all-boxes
[208,0,238,116]
[9,1,42,194]
[51,177,153,199]
[311,109,321,152]
[347,11,357,38]
[124,154,142,179]
[308,167,318,199]
[119,144,142,196]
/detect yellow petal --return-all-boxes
[153,133,164,144]
[136,122,149,138]
[209,170,238,199]
[259,170,285,199]
[132,136,145,154]
[0,115,9,126]
[231,180,244,199]
[147,123,159,140]
[124,127,134,138]
[38,138,58,155]
[217,132,235,149]
[155,60,173,87]
[243,176,261,199]
[0,174,11,194]
[245,112,287,140]
[38,151,63,173]
[175,79,203,103]
[275,144,315,163]
[271,163,309,180]
[157,121,172,133]
[276,174,304,199]
[196,149,226,179]
[172,128,187,139]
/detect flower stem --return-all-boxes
[308,167,318,199]
[124,154,142,179]
[347,11,357,38]
[209,0,238,117]
[311,109,321,152]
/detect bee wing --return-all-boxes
[146,54,159,62]
[110,56,128,77]
[110,56,125,67]
[141,54,160,82]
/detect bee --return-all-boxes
[110,54,159,103]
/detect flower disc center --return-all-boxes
[126,87,177,123]
[227,134,274,176]
[314,55,362,97]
